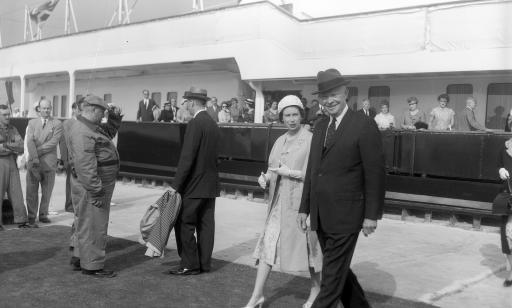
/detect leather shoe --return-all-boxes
[82,269,117,278]
[504,279,512,287]
[70,257,81,271]
[39,217,51,223]
[167,267,201,276]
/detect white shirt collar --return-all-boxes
[329,104,348,130]
[41,117,49,125]
[194,108,206,118]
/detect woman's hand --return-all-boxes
[499,168,510,180]
[258,172,267,189]
[268,163,291,177]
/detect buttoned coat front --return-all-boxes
[26,117,63,172]
[299,109,385,234]
[255,127,322,272]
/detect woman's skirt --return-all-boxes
[253,192,322,271]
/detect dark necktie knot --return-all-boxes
[43,119,47,128]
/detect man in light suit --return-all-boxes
[298,69,385,308]
[136,89,157,122]
[168,86,220,276]
[26,99,63,224]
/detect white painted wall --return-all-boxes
[23,71,241,120]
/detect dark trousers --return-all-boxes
[64,166,73,213]
[175,197,215,271]
[312,228,370,308]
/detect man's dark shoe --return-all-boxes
[27,222,39,228]
[0,225,4,231]
[167,267,201,276]
[39,217,51,223]
[70,257,81,271]
[82,269,117,278]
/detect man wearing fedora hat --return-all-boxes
[168,86,220,276]
[298,69,385,308]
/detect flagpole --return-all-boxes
[65,0,69,34]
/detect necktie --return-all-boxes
[43,119,47,128]
[324,117,336,148]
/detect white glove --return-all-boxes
[268,163,291,177]
[499,168,510,180]
[258,172,267,189]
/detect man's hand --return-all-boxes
[297,213,308,233]
[362,219,377,237]
[91,199,104,208]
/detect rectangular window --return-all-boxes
[446,84,473,117]
[76,94,83,103]
[167,92,178,103]
[61,95,67,117]
[151,92,162,107]
[52,95,59,117]
[347,87,358,111]
[486,83,512,129]
[368,86,390,112]
[104,94,112,104]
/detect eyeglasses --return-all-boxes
[222,105,228,108]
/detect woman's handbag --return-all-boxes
[493,178,512,215]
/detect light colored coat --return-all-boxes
[26,117,63,172]
[256,127,322,272]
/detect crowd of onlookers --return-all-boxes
[135,89,501,132]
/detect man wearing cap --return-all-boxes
[298,69,385,308]
[0,104,31,230]
[242,98,255,123]
[67,95,120,278]
[25,98,63,225]
[158,101,174,122]
[168,86,220,276]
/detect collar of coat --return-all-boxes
[77,115,109,138]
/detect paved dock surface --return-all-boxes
[1,171,511,307]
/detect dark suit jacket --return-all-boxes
[358,108,376,118]
[206,106,219,122]
[299,108,385,234]
[137,99,157,122]
[456,107,486,131]
[172,110,220,198]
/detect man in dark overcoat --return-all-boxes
[168,86,220,275]
[298,69,385,308]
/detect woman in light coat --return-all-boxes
[243,95,322,308]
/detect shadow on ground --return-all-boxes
[0,226,438,308]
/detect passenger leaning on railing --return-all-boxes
[374,100,395,130]
[497,139,512,287]
[428,93,455,130]
[400,96,427,130]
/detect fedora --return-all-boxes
[312,68,350,95]
[183,86,210,102]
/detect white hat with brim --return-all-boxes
[278,95,304,114]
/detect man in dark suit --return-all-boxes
[206,96,219,122]
[358,98,376,118]
[168,86,220,276]
[298,69,385,308]
[456,96,490,132]
[136,89,157,122]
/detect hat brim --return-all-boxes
[183,94,210,102]
[311,79,351,95]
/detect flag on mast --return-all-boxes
[30,0,60,24]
